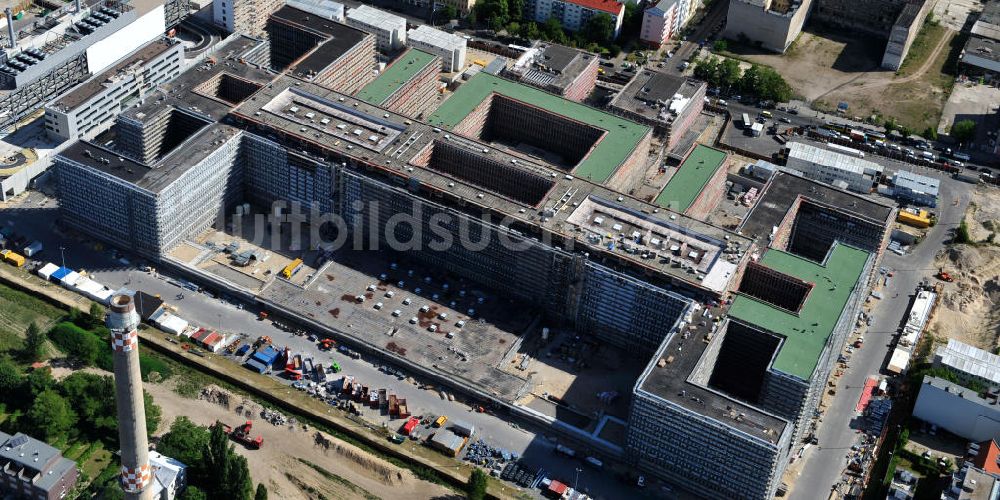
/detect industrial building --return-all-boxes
[523,0,626,38]
[345,5,407,51]
[0,431,79,500]
[892,169,939,207]
[356,48,441,118]
[935,339,1000,390]
[960,36,1000,79]
[406,25,466,72]
[0,0,188,131]
[505,43,599,102]
[913,376,1000,443]
[148,450,187,500]
[44,37,184,141]
[785,142,883,193]
[213,0,284,36]
[608,69,707,150]
[266,6,377,94]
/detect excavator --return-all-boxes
[935,268,954,282]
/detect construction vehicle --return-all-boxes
[281,258,303,279]
[433,415,448,428]
[258,311,269,320]
[936,268,954,282]
[1,250,25,267]
[319,338,336,350]
[284,350,303,380]
[401,417,420,435]
[221,420,263,449]
[328,361,341,373]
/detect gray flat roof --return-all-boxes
[739,171,894,242]
[518,43,597,91]
[270,6,371,77]
[610,69,704,123]
[637,316,789,443]
[51,38,178,111]
[964,35,1000,64]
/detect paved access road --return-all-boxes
[789,178,973,497]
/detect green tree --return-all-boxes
[521,21,541,40]
[713,39,728,52]
[254,483,268,500]
[0,357,23,396]
[543,18,566,43]
[952,119,977,143]
[23,322,46,361]
[48,322,102,366]
[884,117,898,134]
[621,2,641,36]
[739,63,761,94]
[509,0,524,20]
[506,21,521,36]
[955,218,972,244]
[223,454,254,500]
[60,372,118,437]
[440,4,458,21]
[88,303,105,327]
[923,126,938,141]
[179,486,208,500]
[466,468,488,500]
[755,66,792,102]
[718,58,742,90]
[476,0,509,31]
[26,390,76,441]
[157,417,212,481]
[695,56,723,86]
[144,390,161,436]
[26,367,54,397]
[67,307,82,325]
[581,13,614,45]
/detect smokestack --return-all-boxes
[5,8,15,49]
[107,294,154,500]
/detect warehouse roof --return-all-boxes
[426,72,650,184]
[356,48,438,105]
[729,242,870,379]
[935,338,1000,387]
[654,145,727,212]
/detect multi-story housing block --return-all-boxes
[356,48,441,118]
[212,0,284,35]
[524,0,625,38]
[506,43,598,102]
[0,432,79,500]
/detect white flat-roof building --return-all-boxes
[785,142,883,193]
[346,5,407,51]
[406,25,466,72]
[914,376,1000,443]
[285,0,345,21]
[893,169,940,207]
[935,339,1000,390]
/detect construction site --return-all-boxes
[43,11,899,499]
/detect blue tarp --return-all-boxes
[50,267,72,281]
[245,359,268,374]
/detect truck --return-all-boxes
[433,415,448,428]
[315,364,327,382]
[1,250,25,267]
[245,345,279,374]
[585,456,604,469]
[221,420,263,449]
[284,351,303,380]
[22,241,42,257]
[401,416,420,435]
[281,258,303,279]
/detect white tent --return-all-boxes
[36,263,59,280]
[59,271,82,288]
[156,313,190,335]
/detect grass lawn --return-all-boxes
[897,21,947,78]
[0,282,65,353]
[80,444,113,480]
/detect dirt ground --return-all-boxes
[730,24,956,131]
[147,382,457,500]
[928,187,1000,352]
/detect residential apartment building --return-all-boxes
[213,0,284,35]
[892,169,939,207]
[524,0,626,38]
[506,43,598,102]
[785,142,882,193]
[346,5,407,51]
[0,432,79,500]
[44,38,184,141]
[723,0,815,53]
[406,25,466,72]
[641,0,682,46]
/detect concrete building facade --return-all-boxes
[346,5,407,51]
[0,432,79,500]
[641,0,681,47]
[406,25,466,72]
[213,0,284,36]
[506,43,598,101]
[355,48,441,118]
[609,69,707,150]
[785,142,882,193]
[723,0,815,53]
[524,0,626,38]
[892,169,939,207]
[913,376,1000,443]
[44,38,184,141]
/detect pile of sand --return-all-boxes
[930,244,1000,351]
[966,186,1000,242]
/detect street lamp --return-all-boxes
[574,467,582,491]
[59,246,65,269]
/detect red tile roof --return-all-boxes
[973,440,1000,475]
[568,0,624,15]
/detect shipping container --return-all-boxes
[401,417,419,435]
[22,241,42,257]
[1,250,25,267]
[451,420,475,437]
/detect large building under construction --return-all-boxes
[52,16,890,498]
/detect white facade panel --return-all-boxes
[86,6,166,74]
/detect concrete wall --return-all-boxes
[723,0,815,53]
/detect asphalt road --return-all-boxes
[0,192,659,500]
[789,178,974,497]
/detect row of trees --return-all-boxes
[156,417,265,500]
[693,56,793,103]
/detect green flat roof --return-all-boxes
[356,49,437,105]
[729,243,870,379]
[426,73,650,184]
[654,145,727,212]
